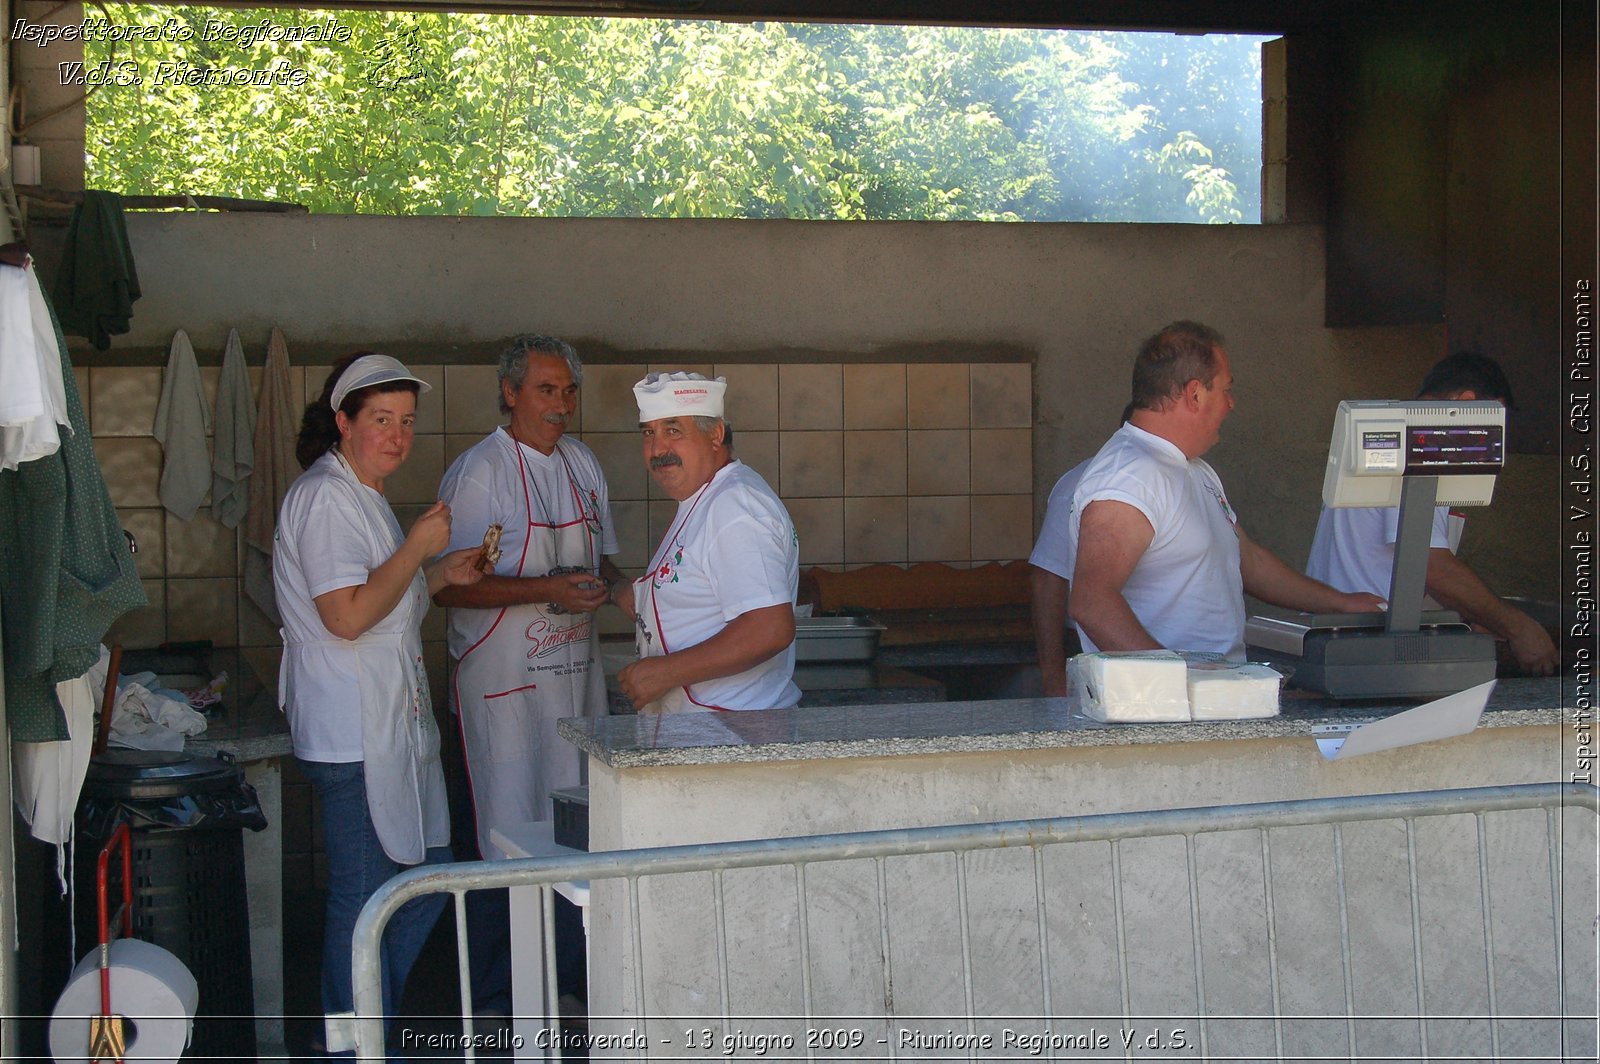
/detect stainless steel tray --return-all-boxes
[794,615,886,662]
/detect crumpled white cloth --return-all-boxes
[11,652,103,893]
[107,675,208,753]
[152,328,212,520]
[212,327,255,528]
[0,260,71,471]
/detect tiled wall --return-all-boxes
[90,356,1032,694]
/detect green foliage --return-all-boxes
[84,10,1265,222]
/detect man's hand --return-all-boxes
[545,571,609,614]
[1333,591,1388,615]
[617,656,674,711]
[610,579,636,620]
[1503,612,1559,675]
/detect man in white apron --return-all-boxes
[434,335,622,1015]
[612,372,801,713]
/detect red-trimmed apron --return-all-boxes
[452,436,602,860]
[632,484,728,714]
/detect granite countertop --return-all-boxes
[559,676,1570,769]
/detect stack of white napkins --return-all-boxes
[1069,651,1281,722]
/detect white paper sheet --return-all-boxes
[1314,680,1494,760]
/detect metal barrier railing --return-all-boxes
[333,781,1597,1061]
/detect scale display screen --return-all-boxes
[1404,424,1504,474]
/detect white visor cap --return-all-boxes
[634,371,727,422]
[330,354,432,411]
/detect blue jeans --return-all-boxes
[298,759,449,1046]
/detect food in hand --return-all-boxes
[480,523,503,568]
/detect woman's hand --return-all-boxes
[407,500,452,558]
[427,546,488,596]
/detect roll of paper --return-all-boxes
[49,938,198,1064]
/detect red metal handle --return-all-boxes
[94,822,133,1063]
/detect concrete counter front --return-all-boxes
[556,680,1592,1059]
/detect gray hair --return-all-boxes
[497,335,582,414]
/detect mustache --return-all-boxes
[649,454,683,471]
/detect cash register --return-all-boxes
[1246,399,1504,699]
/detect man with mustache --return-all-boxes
[434,334,622,1016]
[612,372,801,713]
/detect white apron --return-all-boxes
[284,451,448,865]
[633,484,718,714]
[453,436,603,860]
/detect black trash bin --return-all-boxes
[75,749,268,1063]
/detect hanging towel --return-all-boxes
[0,262,71,470]
[50,190,141,350]
[152,329,212,521]
[12,650,104,891]
[243,327,297,623]
[0,288,146,742]
[212,328,255,528]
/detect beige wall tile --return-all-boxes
[94,437,163,507]
[906,429,970,496]
[843,430,907,497]
[420,601,446,643]
[443,364,502,435]
[444,433,484,472]
[118,508,165,579]
[785,497,843,565]
[392,503,429,531]
[242,645,283,702]
[411,364,445,433]
[970,362,1032,428]
[167,577,238,646]
[716,364,779,430]
[106,580,165,650]
[969,428,1033,495]
[908,496,972,562]
[165,509,238,577]
[386,435,446,505]
[844,497,908,565]
[779,431,843,498]
[72,368,89,406]
[301,366,329,411]
[646,362,714,378]
[778,364,843,430]
[238,590,281,648]
[731,430,780,490]
[907,363,969,428]
[647,500,679,557]
[581,364,648,434]
[609,500,650,571]
[582,431,649,502]
[596,610,634,638]
[843,364,908,429]
[970,494,1034,562]
[423,640,448,708]
[89,366,161,436]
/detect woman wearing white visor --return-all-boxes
[273,352,484,1047]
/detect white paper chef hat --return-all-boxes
[330,353,431,411]
[633,371,727,422]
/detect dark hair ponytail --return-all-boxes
[295,353,365,470]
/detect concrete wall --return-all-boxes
[96,212,1556,603]
[584,726,1594,1060]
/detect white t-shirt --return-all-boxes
[273,451,415,762]
[1305,505,1450,598]
[1066,423,1245,660]
[1029,458,1090,580]
[644,461,800,710]
[437,429,618,659]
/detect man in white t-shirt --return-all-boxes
[612,372,800,713]
[1306,352,1557,675]
[1066,321,1384,662]
[1029,404,1131,696]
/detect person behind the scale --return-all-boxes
[1065,321,1384,662]
[1305,351,1558,675]
[433,334,623,1013]
[611,371,801,713]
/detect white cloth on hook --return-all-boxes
[0,261,71,470]
[152,329,212,520]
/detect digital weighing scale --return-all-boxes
[1246,399,1504,699]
